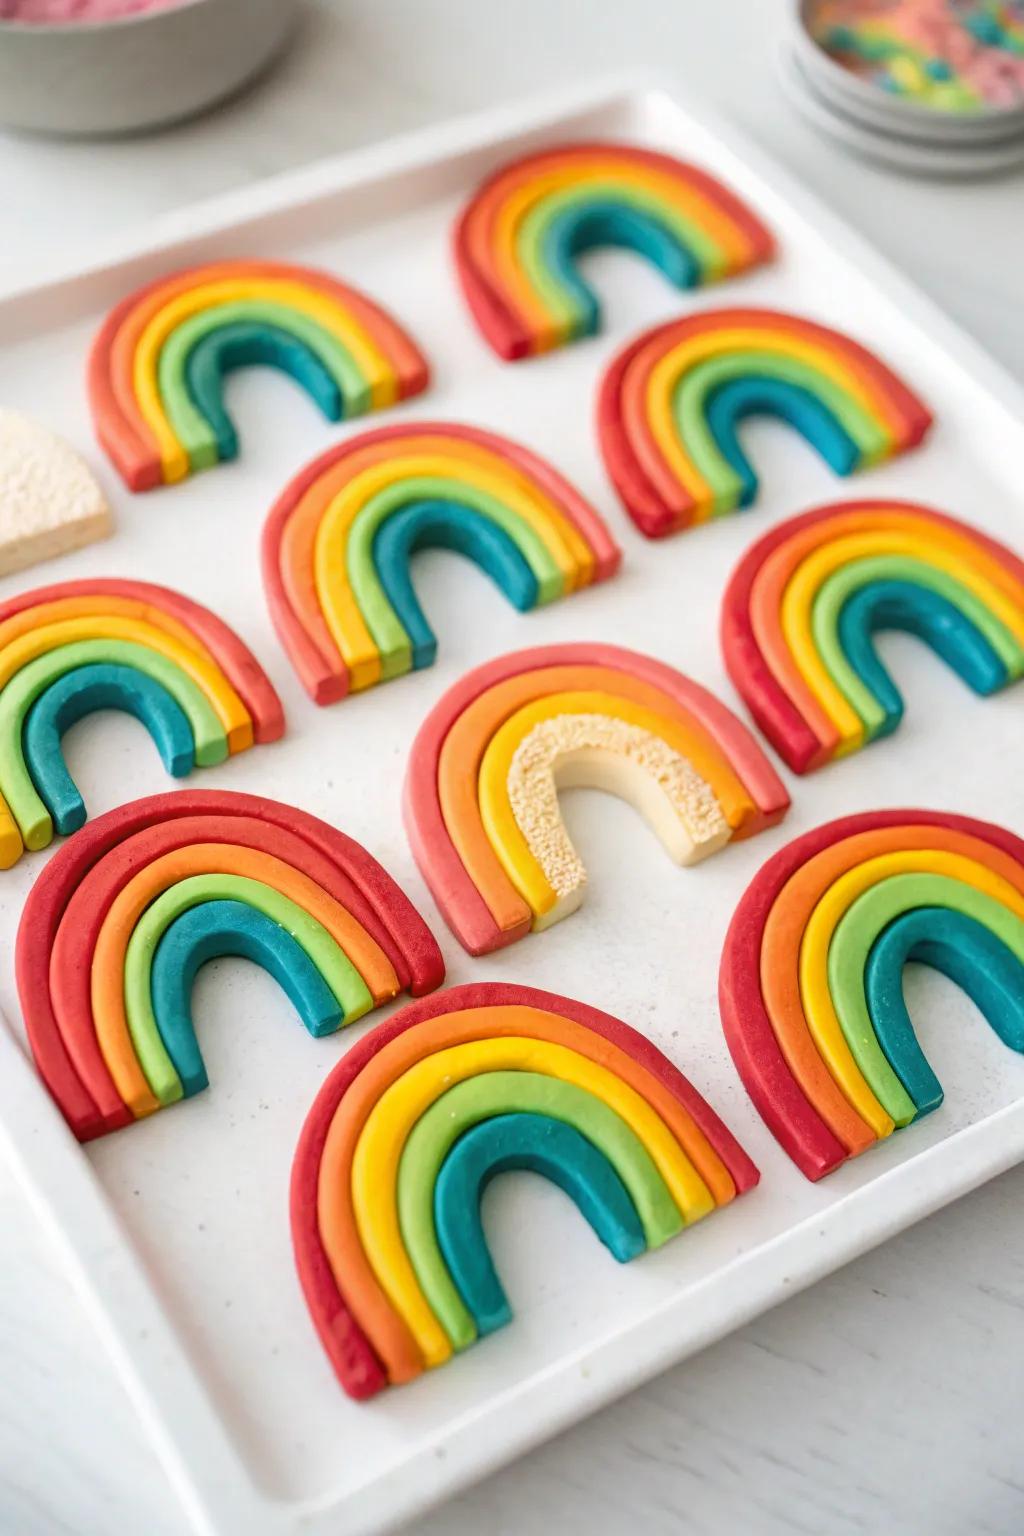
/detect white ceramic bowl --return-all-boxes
[0,0,298,135]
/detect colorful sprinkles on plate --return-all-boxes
[809,0,1024,111]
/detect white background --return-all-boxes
[1,2,1023,1534]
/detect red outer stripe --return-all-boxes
[261,421,622,705]
[87,261,430,491]
[16,790,444,1141]
[403,642,790,956]
[290,980,760,1400]
[454,143,776,361]
[597,309,934,540]
[0,576,285,743]
[718,809,1024,1182]
[719,499,1024,775]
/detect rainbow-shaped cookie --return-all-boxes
[404,643,790,955]
[262,423,620,703]
[454,142,774,359]
[598,308,933,537]
[89,260,429,490]
[0,578,282,866]
[291,982,759,1398]
[720,810,1024,1180]
[18,789,444,1141]
[721,500,1024,773]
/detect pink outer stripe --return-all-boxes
[261,421,622,704]
[403,642,791,956]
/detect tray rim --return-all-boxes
[3,70,1024,1536]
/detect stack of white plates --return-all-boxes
[780,0,1024,175]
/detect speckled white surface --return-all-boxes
[1,3,1023,1535]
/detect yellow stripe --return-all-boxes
[779,529,1024,754]
[351,1036,714,1367]
[477,690,750,919]
[133,278,397,482]
[799,849,1024,1133]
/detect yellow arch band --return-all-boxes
[351,1035,715,1367]
[134,278,397,481]
[780,528,1024,753]
[477,690,750,919]
[0,617,252,750]
[798,849,1024,1133]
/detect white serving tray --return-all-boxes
[2,76,1024,1536]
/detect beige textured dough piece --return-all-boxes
[507,712,732,930]
[0,410,113,578]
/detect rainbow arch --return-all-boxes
[598,307,933,538]
[88,260,430,491]
[719,809,1024,1181]
[720,499,1024,774]
[454,142,774,360]
[0,578,283,868]
[17,789,444,1142]
[291,981,759,1398]
[404,643,790,956]
[261,422,621,704]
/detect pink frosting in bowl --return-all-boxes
[0,0,191,21]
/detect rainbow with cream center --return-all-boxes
[721,499,1024,773]
[403,643,790,955]
[88,260,429,491]
[719,810,1024,1181]
[290,981,759,1398]
[0,577,283,867]
[261,422,621,703]
[598,307,933,537]
[454,142,774,360]
[16,789,444,1141]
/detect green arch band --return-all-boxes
[435,1112,647,1338]
[673,350,890,517]
[151,898,345,1098]
[157,299,368,471]
[827,872,1024,1124]
[123,872,375,1106]
[24,662,195,839]
[396,1069,683,1353]
[812,554,1024,740]
[518,179,728,338]
[344,474,566,682]
[865,908,1024,1116]
[0,640,227,851]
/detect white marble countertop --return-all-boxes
[1,2,1023,1533]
